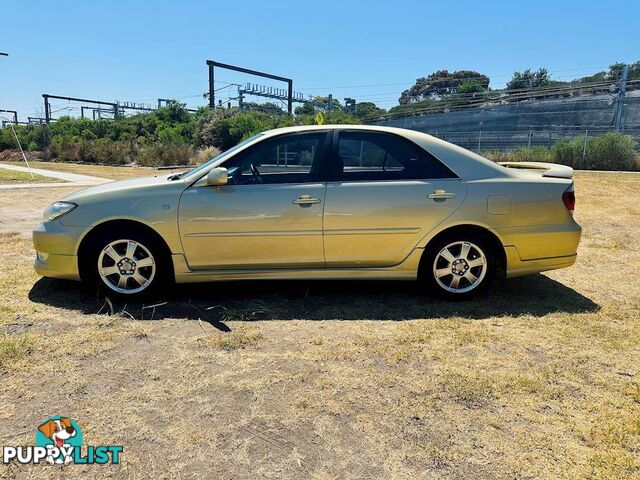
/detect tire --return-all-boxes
[80,227,170,301]
[421,233,496,300]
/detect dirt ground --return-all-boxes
[0,169,639,479]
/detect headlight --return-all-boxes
[43,201,77,222]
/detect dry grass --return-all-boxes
[0,170,639,478]
[1,160,176,180]
[0,168,62,184]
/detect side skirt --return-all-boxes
[171,249,423,283]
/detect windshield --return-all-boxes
[177,134,264,181]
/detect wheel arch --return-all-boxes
[418,224,507,280]
[77,219,174,281]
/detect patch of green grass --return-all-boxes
[0,168,62,184]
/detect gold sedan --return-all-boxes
[33,125,581,299]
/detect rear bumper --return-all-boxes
[505,248,577,278]
[502,220,582,278]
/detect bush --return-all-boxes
[85,139,131,165]
[551,136,585,168]
[483,147,551,163]
[44,138,131,165]
[552,132,637,170]
[0,128,17,150]
[483,133,638,171]
[195,110,292,151]
[3,102,363,165]
[586,132,637,170]
[137,143,194,167]
[193,146,221,166]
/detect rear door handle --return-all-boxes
[428,190,455,200]
[293,195,321,206]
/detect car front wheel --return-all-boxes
[82,228,168,300]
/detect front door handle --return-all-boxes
[428,190,455,200]
[293,194,321,206]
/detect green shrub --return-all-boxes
[137,143,194,167]
[88,139,131,165]
[483,147,551,163]
[552,136,585,168]
[46,137,81,162]
[552,132,637,170]
[0,128,17,150]
[484,133,638,171]
[3,102,362,165]
[44,138,131,164]
[586,132,637,170]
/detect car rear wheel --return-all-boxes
[82,228,169,300]
[423,235,495,299]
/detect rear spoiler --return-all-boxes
[497,161,574,179]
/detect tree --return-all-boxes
[242,102,286,115]
[456,79,487,95]
[607,61,640,81]
[294,96,344,114]
[354,101,386,119]
[506,68,550,90]
[573,71,607,84]
[399,70,490,104]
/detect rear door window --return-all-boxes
[332,131,456,181]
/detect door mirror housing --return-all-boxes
[205,167,228,186]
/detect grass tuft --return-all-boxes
[199,326,262,351]
[0,334,33,371]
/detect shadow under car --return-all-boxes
[28,274,600,331]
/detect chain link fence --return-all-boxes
[429,128,640,154]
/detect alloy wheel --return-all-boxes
[432,241,487,293]
[97,239,156,294]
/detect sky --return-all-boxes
[1,0,639,121]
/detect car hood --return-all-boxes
[57,173,189,228]
[62,174,182,203]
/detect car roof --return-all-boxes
[260,124,419,137]
[261,124,509,181]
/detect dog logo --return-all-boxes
[35,416,83,465]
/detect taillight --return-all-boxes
[562,188,575,211]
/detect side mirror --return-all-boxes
[205,167,228,186]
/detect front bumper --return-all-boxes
[33,221,85,281]
[34,252,80,280]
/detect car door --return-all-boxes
[323,130,466,267]
[178,131,330,270]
